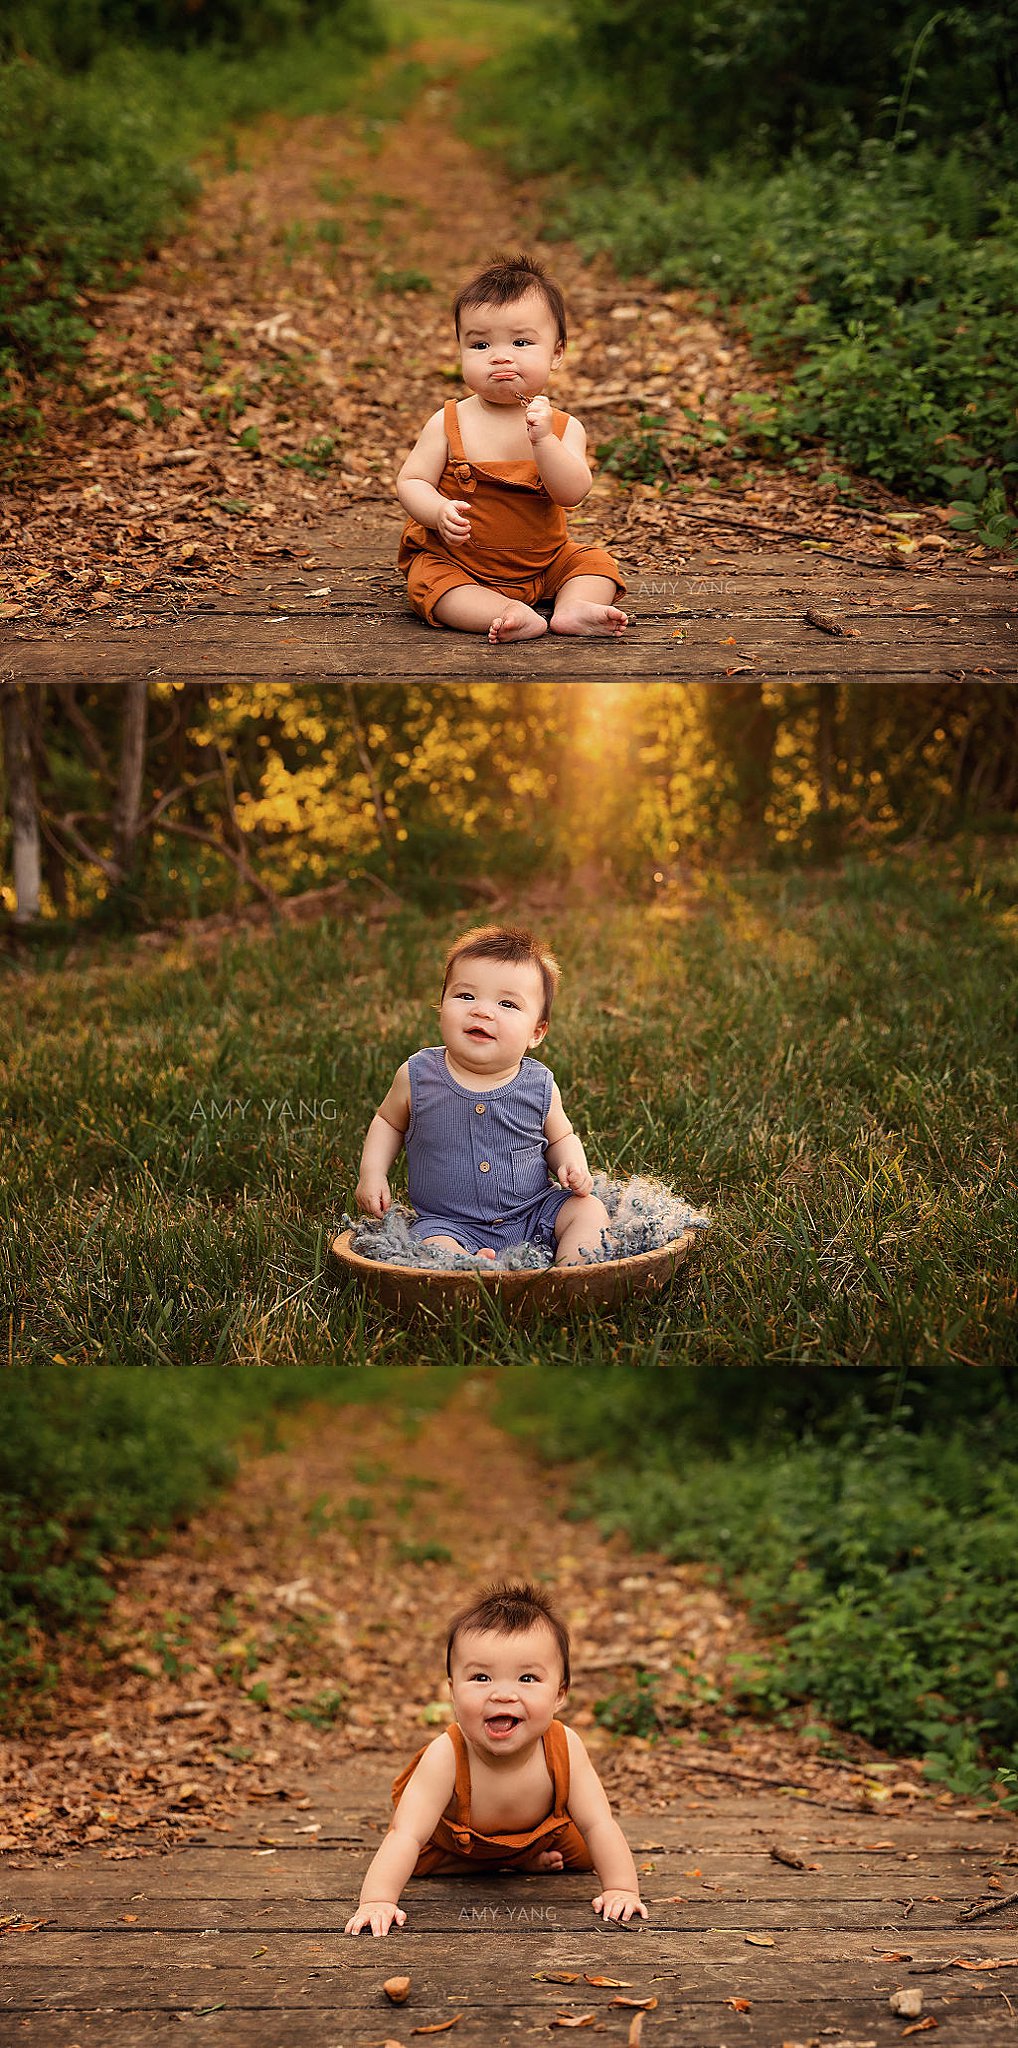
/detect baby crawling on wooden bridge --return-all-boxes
[397,251,628,644]
[345,1579,647,1935]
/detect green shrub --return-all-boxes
[497,1374,1018,1792]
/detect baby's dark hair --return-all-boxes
[446,1579,571,1688]
[453,251,567,348]
[442,923,560,1026]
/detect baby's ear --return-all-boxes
[530,1018,549,1046]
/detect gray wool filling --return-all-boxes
[343,1174,710,1272]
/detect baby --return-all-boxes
[396,250,628,644]
[345,1579,648,1935]
[355,923,612,1266]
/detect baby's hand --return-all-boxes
[436,497,472,545]
[592,1889,648,1925]
[557,1160,594,1198]
[344,1900,407,1937]
[356,1175,391,1217]
[525,394,554,443]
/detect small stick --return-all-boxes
[959,1889,1018,1922]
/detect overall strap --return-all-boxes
[545,1719,572,1814]
[443,399,467,463]
[448,1721,473,1822]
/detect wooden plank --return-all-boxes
[15,1929,1018,1970]
[5,618,1015,683]
[5,2012,1017,2048]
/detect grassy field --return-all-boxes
[4,841,1015,1366]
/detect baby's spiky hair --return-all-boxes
[446,1579,571,1688]
[453,251,567,347]
[442,924,560,1025]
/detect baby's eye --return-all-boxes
[520,1673,538,1683]
[498,998,519,1010]
[454,991,474,1001]
[512,338,533,348]
[470,1672,489,1683]
[467,341,488,351]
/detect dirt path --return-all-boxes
[2,1380,1016,2044]
[5,26,1012,682]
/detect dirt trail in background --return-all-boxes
[3,33,952,634]
[0,1378,936,1863]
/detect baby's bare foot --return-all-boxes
[478,1247,497,1261]
[550,601,628,637]
[488,602,548,643]
[521,1848,564,1872]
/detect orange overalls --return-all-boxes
[390,1717,594,1874]
[398,399,624,626]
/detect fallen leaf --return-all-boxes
[120,1914,139,1924]
[584,1976,630,1987]
[628,2018,644,2047]
[251,1945,268,1959]
[549,2018,597,2031]
[948,1956,1013,1970]
[745,1933,776,1946]
[609,1997,658,2011]
[770,1844,807,1869]
[384,1978,411,2005]
[410,2022,462,2037]
[902,2023,937,2037]
[725,1997,752,2011]
[534,1972,580,1984]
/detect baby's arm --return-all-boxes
[544,1082,594,1197]
[564,1727,648,1925]
[344,1734,456,1937]
[356,1063,411,1217]
[397,409,472,547]
[526,403,592,507]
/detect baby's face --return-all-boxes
[457,287,565,407]
[449,1621,567,1758]
[440,952,547,1077]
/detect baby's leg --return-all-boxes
[549,574,628,638]
[553,1194,613,1267]
[421,1233,496,1262]
[518,1848,565,1871]
[433,584,548,644]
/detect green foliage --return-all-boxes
[0,1366,461,1722]
[498,1373,1018,1792]
[594,1667,662,1738]
[499,2,1017,174]
[470,12,1017,516]
[0,0,385,431]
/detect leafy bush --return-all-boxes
[0,1366,459,1724]
[0,0,384,433]
[469,11,1018,521]
[497,1373,1018,1792]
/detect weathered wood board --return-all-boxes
[5,1781,1016,2046]
[4,512,1014,684]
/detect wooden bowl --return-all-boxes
[329,1227,700,1321]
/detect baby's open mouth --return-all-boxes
[485,1715,520,1738]
[466,1026,495,1040]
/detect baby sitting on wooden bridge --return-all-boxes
[396,251,628,644]
[345,1579,647,1936]
[355,922,612,1267]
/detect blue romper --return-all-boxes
[405,1046,573,1254]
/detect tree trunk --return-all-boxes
[111,681,148,875]
[0,682,43,922]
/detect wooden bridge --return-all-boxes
[4,510,1014,686]
[5,1758,1016,2045]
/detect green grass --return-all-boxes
[0,1364,462,1722]
[495,1370,1018,1796]
[3,845,1015,1365]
